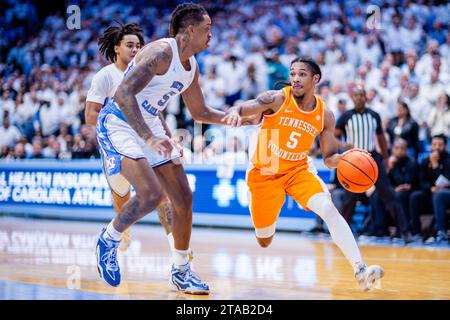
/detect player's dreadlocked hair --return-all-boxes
[274,57,322,89]
[169,2,208,37]
[98,21,145,62]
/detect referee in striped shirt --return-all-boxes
[335,85,413,244]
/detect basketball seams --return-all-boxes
[336,169,372,193]
[340,158,375,184]
[360,152,378,181]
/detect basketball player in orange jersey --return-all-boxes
[223,57,384,290]
[85,21,190,257]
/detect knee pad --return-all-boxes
[107,173,131,197]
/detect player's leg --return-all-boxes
[153,161,208,294]
[106,158,177,253]
[155,193,194,261]
[96,157,164,287]
[246,168,286,248]
[95,106,165,287]
[286,164,384,290]
[112,191,131,251]
[104,170,132,251]
[112,157,164,230]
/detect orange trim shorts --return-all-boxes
[246,162,329,238]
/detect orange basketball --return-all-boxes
[337,149,378,193]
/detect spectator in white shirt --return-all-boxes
[401,50,420,83]
[245,44,269,92]
[217,54,247,106]
[367,88,393,125]
[34,99,60,137]
[279,37,298,69]
[402,16,424,51]
[405,81,431,140]
[329,53,354,87]
[358,35,383,66]
[421,69,446,106]
[344,31,361,66]
[242,63,264,100]
[384,15,408,54]
[427,93,450,137]
[416,40,440,79]
[201,67,226,110]
[0,115,22,149]
[324,39,342,66]
[391,73,410,107]
[0,90,15,119]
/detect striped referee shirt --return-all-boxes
[336,108,383,152]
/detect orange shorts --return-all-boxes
[246,162,329,238]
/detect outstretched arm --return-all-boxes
[229,90,285,117]
[182,65,241,126]
[222,90,285,126]
[320,108,342,169]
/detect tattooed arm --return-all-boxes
[222,90,285,126]
[114,42,174,155]
[115,42,171,140]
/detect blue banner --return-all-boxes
[0,160,332,231]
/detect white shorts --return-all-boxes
[96,100,181,196]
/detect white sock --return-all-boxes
[307,193,363,272]
[168,233,193,255]
[105,220,122,241]
[173,248,189,268]
[167,232,175,251]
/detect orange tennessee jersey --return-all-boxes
[250,86,325,174]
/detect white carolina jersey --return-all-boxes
[86,64,124,105]
[123,37,197,123]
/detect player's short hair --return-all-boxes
[169,2,208,37]
[273,57,322,89]
[98,21,144,62]
[290,57,322,82]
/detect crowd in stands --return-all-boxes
[1,0,449,243]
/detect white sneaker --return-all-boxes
[355,264,384,291]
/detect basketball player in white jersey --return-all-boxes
[95,3,241,294]
[85,22,188,256]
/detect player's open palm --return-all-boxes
[146,135,173,158]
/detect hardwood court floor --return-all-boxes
[0,217,449,300]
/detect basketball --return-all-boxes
[337,149,378,193]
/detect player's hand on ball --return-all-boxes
[146,135,173,157]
